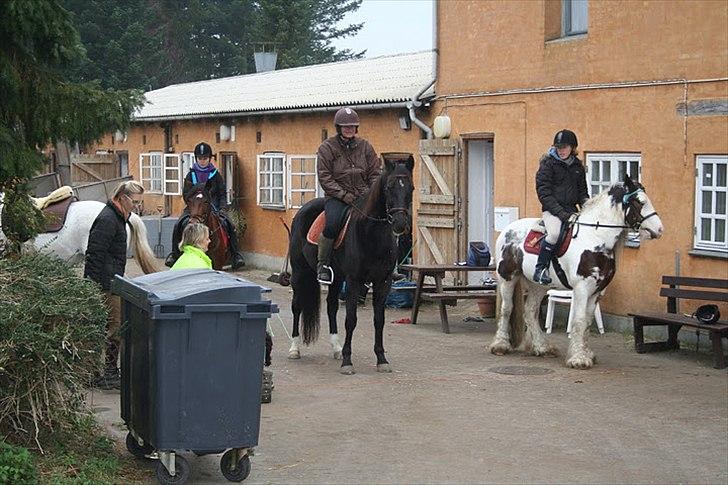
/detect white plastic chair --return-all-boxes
[545,289,604,335]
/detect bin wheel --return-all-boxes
[126,432,154,459]
[155,455,190,484]
[220,450,251,482]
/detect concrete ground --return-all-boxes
[93,261,728,484]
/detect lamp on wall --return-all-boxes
[219,124,236,142]
[398,114,412,131]
[114,130,127,143]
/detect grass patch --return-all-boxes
[33,414,152,484]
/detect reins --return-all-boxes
[573,188,659,236]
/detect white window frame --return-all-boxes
[562,0,588,37]
[586,153,642,246]
[287,154,322,209]
[139,152,163,193]
[694,155,728,253]
[180,152,195,177]
[163,153,181,195]
[256,152,286,209]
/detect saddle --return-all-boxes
[306,212,351,249]
[30,187,75,233]
[523,220,573,257]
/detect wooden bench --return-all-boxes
[629,276,728,369]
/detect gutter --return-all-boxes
[133,101,410,123]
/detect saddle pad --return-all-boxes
[42,196,75,233]
[31,186,74,210]
[306,212,350,249]
[523,227,573,257]
[530,219,546,234]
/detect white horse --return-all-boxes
[0,198,158,274]
[490,176,664,369]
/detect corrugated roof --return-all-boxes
[135,50,434,120]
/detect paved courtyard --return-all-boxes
[93,263,728,484]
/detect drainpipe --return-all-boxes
[408,1,438,139]
[407,78,435,139]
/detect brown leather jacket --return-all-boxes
[317,135,380,204]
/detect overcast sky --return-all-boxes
[333,0,434,58]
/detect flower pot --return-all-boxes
[477,296,496,317]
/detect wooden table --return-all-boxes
[400,264,497,334]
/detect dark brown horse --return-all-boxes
[185,183,230,270]
[287,153,415,374]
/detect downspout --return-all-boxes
[407,0,437,139]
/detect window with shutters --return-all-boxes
[139,152,163,193]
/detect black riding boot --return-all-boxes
[533,241,555,285]
[226,222,245,270]
[317,235,334,284]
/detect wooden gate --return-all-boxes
[70,153,120,184]
[416,138,463,270]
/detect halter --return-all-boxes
[574,188,659,233]
[350,173,412,224]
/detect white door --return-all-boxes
[466,139,494,284]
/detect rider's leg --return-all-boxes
[318,198,347,284]
[220,213,245,269]
[534,211,560,285]
[165,211,189,267]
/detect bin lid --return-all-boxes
[112,269,272,309]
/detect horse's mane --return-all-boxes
[581,182,625,214]
[359,172,386,217]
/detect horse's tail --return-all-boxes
[509,279,525,348]
[128,213,159,274]
[297,270,320,345]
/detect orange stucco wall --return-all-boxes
[92,109,422,261]
[434,0,728,315]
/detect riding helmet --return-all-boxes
[694,304,720,324]
[334,107,360,127]
[553,129,578,148]
[194,142,213,158]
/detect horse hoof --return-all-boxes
[288,350,301,360]
[489,340,512,356]
[333,351,342,360]
[339,365,355,375]
[376,363,392,373]
[566,354,594,369]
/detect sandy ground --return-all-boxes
[91,260,728,484]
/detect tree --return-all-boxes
[61,0,364,90]
[0,0,143,242]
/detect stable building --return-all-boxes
[92,51,434,268]
[422,0,727,316]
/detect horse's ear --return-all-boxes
[623,172,637,191]
[405,154,414,172]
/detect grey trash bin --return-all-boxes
[111,269,278,484]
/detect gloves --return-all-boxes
[567,213,579,224]
[343,193,355,205]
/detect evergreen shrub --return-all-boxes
[0,253,107,449]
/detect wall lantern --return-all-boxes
[114,130,127,142]
[433,115,452,139]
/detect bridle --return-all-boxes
[574,188,659,232]
[350,173,412,224]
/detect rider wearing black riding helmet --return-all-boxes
[316,107,380,284]
[534,129,589,285]
[164,141,245,269]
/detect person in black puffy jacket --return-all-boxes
[533,129,589,285]
[84,180,145,389]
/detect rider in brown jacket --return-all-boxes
[316,107,380,284]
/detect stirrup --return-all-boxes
[317,265,334,285]
[534,267,552,285]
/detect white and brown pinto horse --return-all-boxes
[490,176,664,368]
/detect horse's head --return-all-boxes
[621,175,664,239]
[184,182,212,223]
[382,153,415,237]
